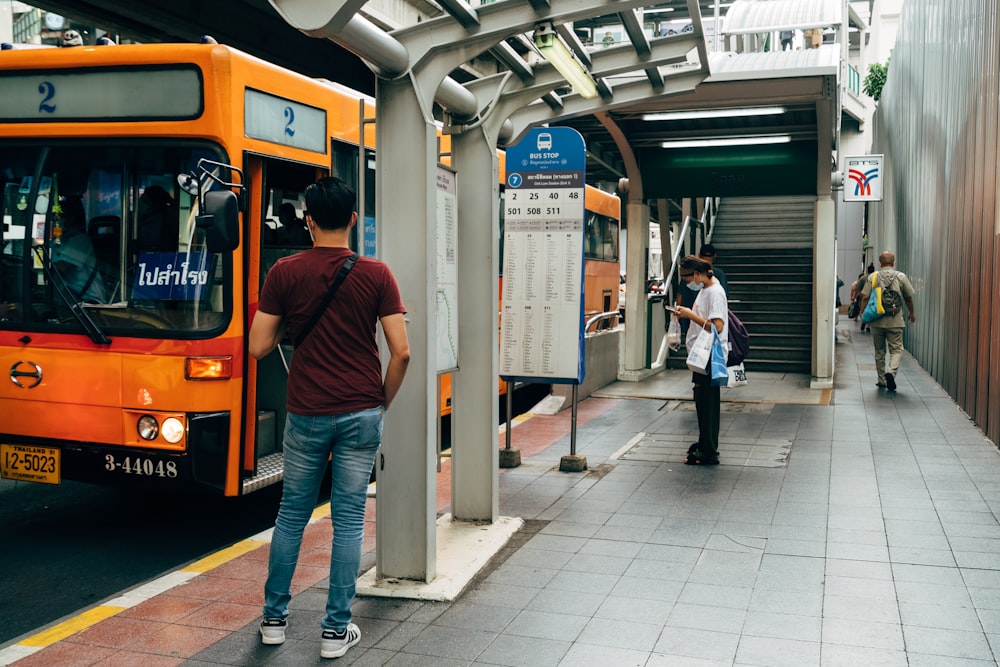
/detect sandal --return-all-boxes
[687,443,700,455]
[684,454,719,466]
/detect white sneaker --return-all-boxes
[320,623,361,659]
[260,617,287,645]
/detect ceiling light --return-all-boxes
[660,135,792,148]
[643,106,787,121]
[643,7,675,14]
[533,22,598,100]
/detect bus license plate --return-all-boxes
[1,444,61,484]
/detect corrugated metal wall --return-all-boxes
[869,0,999,444]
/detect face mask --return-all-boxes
[688,280,703,292]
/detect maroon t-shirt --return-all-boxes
[257,247,406,416]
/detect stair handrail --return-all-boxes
[653,195,720,368]
[663,196,720,306]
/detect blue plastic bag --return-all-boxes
[710,330,728,387]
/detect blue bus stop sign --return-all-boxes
[501,127,587,384]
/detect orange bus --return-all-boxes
[0,43,620,493]
[0,43,379,495]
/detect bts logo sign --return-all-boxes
[844,155,884,201]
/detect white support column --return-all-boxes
[450,127,500,522]
[375,76,438,581]
[812,197,836,388]
[621,201,653,377]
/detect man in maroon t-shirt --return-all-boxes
[249,176,409,660]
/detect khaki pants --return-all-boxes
[871,326,904,381]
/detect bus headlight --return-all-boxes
[161,417,185,444]
[137,415,159,440]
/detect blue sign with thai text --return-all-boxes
[133,252,213,300]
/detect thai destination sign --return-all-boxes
[501,127,586,384]
[844,155,884,201]
[132,252,213,300]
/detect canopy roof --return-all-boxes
[723,0,843,34]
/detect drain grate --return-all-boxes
[614,432,792,468]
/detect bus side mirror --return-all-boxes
[197,190,240,252]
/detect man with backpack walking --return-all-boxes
[860,251,916,391]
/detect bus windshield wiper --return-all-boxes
[32,246,111,345]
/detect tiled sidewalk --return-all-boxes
[4,323,1000,666]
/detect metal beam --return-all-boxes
[619,8,650,57]
[481,35,700,120]
[394,0,671,71]
[489,41,535,82]
[505,69,708,145]
[436,0,481,29]
[270,0,480,120]
[267,0,368,38]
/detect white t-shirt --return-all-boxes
[685,281,728,351]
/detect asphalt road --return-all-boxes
[0,477,284,645]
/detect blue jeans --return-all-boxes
[263,407,382,631]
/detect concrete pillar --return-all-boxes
[622,201,651,373]
[375,76,438,581]
[812,197,836,388]
[450,127,500,522]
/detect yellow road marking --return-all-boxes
[181,539,266,573]
[20,605,125,647]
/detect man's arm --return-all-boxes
[905,296,916,323]
[248,310,286,360]
[380,312,410,409]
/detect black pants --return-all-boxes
[692,372,720,461]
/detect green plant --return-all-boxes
[863,59,890,102]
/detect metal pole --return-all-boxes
[570,383,579,456]
[505,380,513,450]
[713,0,720,53]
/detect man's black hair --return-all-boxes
[699,243,717,258]
[303,176,355,231]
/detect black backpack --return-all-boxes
[727,309,750,366]
[878,272,903,316]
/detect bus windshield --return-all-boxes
[0,142,231,337]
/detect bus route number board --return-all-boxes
[1,443,61,484]
[501,127,587,382]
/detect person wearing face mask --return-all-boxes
[670,255,728,465]
[672,244,728,338]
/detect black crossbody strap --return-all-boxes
[294,253,358,347]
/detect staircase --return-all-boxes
[710,196,815,373]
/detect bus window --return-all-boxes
[259,158,320,281]
[585,211,619,262]
[0,142,231,336]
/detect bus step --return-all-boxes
[243,452,284,494]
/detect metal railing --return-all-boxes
[653,195,719,367]
[662,196,719,307]
[585,311,622,334]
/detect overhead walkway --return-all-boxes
[4,320,999,665]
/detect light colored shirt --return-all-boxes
[686,281,728,351]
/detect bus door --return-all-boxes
[247,144,366,470]
[248,155,325,470]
